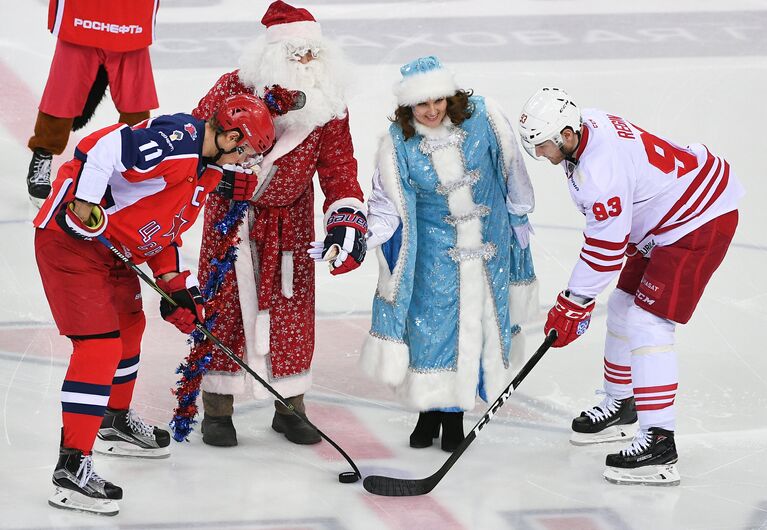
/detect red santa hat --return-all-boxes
[261,1,322,44]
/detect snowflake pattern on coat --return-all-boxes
[191,70,362,380]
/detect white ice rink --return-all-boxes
[1,1,766,528]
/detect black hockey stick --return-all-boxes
[363,330,557,496]
[97,235,362,483]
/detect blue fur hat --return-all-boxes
[393,56,458,107]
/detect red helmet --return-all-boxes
[215,94,275,154]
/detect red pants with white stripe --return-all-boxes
[35,228,145,452]
[602,211,738,430]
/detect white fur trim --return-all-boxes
[202,371,247,395]
[255,310,271,357]
[509,279,540,325]
[281,251,294,299]
[235,219,261,361]
[508,330,526,372]
[394,68,457,107]
[360,333,409,387]
[266,21,322,44]
[374,133,409,302]
[323,197,366,229]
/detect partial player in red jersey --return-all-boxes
[518,87,744,486]
[33,94,274,516]
[27,0,161,208]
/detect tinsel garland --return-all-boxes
[169,200,249,442]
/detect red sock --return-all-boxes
[62,337,122,452]
[107,311,146,410]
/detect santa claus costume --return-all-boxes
[190,1,364,446]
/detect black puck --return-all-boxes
[338,471,359,484]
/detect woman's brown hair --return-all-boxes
[389,89,474,140]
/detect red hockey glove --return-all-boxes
[308,207,367,276]
[156,271,204,334]
[55,201,108,241]
[215,165,258,201]
[544,290,595,348]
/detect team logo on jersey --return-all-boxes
[162,206,189,241]
[184,123,198,141]
[170,130,184,142]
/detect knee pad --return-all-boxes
[626,305,676,353]
[118,311,146,357]
[606,289,634,337]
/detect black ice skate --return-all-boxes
[570,393,638,445]
[27,148,52,208]
[49,447,122,516]
[603,427,680,486]
[94,408,171,458]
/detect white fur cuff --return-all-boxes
[360,333,409,387]
[509,278,540,325]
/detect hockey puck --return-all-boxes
[338,471,359,484]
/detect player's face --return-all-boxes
[219,138,258,166]
[413,98,447,128]
[534,139,566,165]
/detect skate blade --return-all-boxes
[29,195,45,210]
[48,488,119,516]
[94,438,170,459]
[570,423,638,446]
[603,463,680,486]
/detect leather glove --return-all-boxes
[215,164,258,201]
[544,290,595,348]
[308,207,367,275]
[156,271,204,334]
[55,200,108,241]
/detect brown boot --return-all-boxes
[118,111,150,127]
[28,111,73,156]
[201,391,237,447]
[272,394,321,445]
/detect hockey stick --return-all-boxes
[363,330,557,496]
[96,235,362,483]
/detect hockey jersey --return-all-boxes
[48,0,159,52]
[564,108,744,299]
[34,114,223,278]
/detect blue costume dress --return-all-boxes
[361,96,538,411]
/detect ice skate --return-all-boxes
[570,392,638,445]
[27,148,52,208]
[94,408,171,458]
[603,427,680,486]
[49,447,122,516]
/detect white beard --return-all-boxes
[238,36,351,134]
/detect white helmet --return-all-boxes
[518,87,581,160]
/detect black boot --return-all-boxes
[440,411,465,452]
[272,395,321,445]
[201,391,237,447]
[409,411,442,448]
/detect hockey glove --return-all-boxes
[55,200,108,241]
[215,165,258,201]
[544,290,595,348]
[156,271,204,334]
[308,207,367,275]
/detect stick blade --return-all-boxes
[363,474,435,497]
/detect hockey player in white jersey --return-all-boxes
[518,87,744,486]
